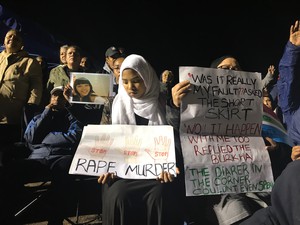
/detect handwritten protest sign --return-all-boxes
[179,67,274,196]
[182,135,273,196]
[179,67,263,136]
[69,124,177,179]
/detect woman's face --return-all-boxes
[217,57,240,71]
[122,69,146,99]
[76,83,91,97]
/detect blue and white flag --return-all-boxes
[262,105,294,147]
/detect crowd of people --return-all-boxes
[0,18,300,225]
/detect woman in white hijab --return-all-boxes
[98,54,183,225]
[112,54,166,125]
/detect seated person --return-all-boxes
[98,54,184,225]
[0,86,84,225]
[167,55,271,225]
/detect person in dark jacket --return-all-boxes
[239,19,300,225]
[277,20,300,146]
[0,86,84,225]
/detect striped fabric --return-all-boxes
[262,104,294,147]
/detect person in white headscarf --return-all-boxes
[98,54,184,225]
[112,54,166,125]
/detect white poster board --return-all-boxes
[179,67,274,196]
[69,124,177,179]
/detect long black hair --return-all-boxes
[72,77,96,102]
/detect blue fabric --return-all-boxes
[24,107,83,160]
[278,41,300,145]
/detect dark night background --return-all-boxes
[1,0,299,80]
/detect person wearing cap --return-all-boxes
[25,85,83,161]
[98,46,123,85]
[0,29,43,166]
[0,85,84,224]
[0,86,83,225]
[103,46,122,74]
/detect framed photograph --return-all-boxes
[69,72,113,104]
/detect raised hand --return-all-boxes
[267,65,275,76]
[289,20,300,46]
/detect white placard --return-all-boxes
[69,124,177,179]
[179,67,274,196]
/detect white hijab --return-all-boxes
[112,54,166,125]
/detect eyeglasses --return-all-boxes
[217,65,239,71]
